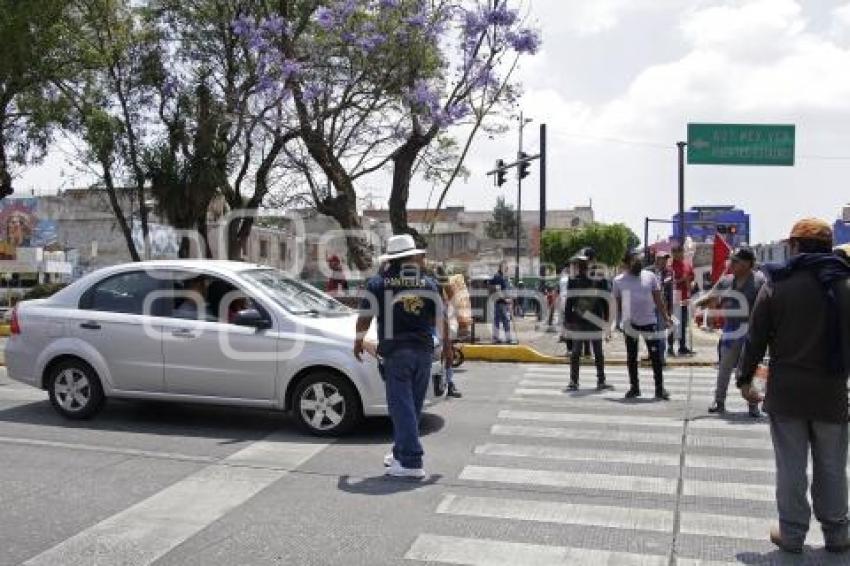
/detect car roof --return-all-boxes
[102,260,271,274]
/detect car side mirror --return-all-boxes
[232,308,272,330]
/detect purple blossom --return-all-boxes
[248,31,268,52]
[302,83,324,103]
[406,11,428,28]
[260,16,287,37]
[508,29,541,54]
[485,4,518,27]
[232,14,255,37]
[409,80,442,115]
[463,11,487,36]
[314,7,335,30]
[358,33,386,52]
[281,59,302,79]
[379,0,400,9]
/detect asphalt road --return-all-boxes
[0,363,847,566]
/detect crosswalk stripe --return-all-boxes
[505,396,759,411]
[459,465,678,495]
[23,434,329,566]
[499,409,684,429]
[685,453,775,472]
[680,511,825,544]
[514,388,716,402]
[682,478,774,502]
[404,534,670,565]
[676,559,742,566]
[687,435,772,450]
[436,493,674,532]
[492,424,683,445]
[475,442,681,467]
[498,410,771,439]
[518,381,718,394]
[519,378,717,388]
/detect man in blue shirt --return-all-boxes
[355,234,440,479]
[490,265,513,343]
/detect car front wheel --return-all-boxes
[293,372,361,436]
[47,360,105,420]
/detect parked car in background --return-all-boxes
[5,260,444,436]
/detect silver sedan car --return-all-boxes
[5,260,445,436]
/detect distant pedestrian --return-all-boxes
[670,246,695,356]
[738,218,850,554]
[326,255,349,294]
[489,265,513,344]
[613,250,672,400]
[696,247,765,417]
[355,235,440,479]
[433,264,461,399]
[564,248,613,391]
[648,250,674,361]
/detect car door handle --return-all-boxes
[171,329,196,338]
[79,321,101,330]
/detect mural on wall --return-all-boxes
[0,198,59,260]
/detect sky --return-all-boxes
[406,0,850,244]
[18,0,850,245]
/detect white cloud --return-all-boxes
[556,0,680,35]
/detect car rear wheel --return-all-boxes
[47,360,105,420]
[293,372,361,436]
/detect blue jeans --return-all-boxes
[493,302,511,342]
[383,347,432,469]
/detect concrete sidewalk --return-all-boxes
[464,315,721,366]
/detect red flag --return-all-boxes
[711,233,732,284]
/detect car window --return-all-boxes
[167,272,264,324]
[80,271,165,315]
[242,268,350,316]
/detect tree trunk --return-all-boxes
[389,141,426,246]
[0,128,13,200]
[102,163,141,262]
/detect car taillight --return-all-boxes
[9,307,20,335]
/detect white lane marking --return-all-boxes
[688,419,769,431]
[680,511,825,545]
[499,409,684,429]
[492,424,683,445]
[506,396,764,411]
[459,465,677,495]
[475,442,681,467]
[683,478,775,502]
[0,436,218,464]
[436,494,674,532]
[676,560,744,566]
[404,534,669,565]
[23,433,329,566]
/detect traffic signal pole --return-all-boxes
[539,124,547,277]
[677,141,687,247]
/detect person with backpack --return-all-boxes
[738,218,850,554]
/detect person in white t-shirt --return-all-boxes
[613,250,673,400]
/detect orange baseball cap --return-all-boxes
[789,218,832,242]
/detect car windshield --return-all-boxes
[242,269,351,316]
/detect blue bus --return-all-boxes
[672,206,750,248]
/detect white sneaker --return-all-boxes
[384,461,426,479]
[383,452,398,467]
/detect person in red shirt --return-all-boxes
[325,255,349,296]
[670,245,695,356]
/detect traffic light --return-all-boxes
[495,159,507,187]
[518,152,530,179]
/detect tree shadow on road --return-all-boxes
[336,473,443,496]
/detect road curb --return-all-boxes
[459,344,716,367]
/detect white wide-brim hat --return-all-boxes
[378,234,426,263]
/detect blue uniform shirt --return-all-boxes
[361,264,439,356]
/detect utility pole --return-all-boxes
[515,112,533,285]
[539,123,547,277]
[677,141,687,248]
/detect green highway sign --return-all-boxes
[687,123,795,166]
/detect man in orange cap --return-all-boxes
[738,218,850,554]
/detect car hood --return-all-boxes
[290,313,377,344]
